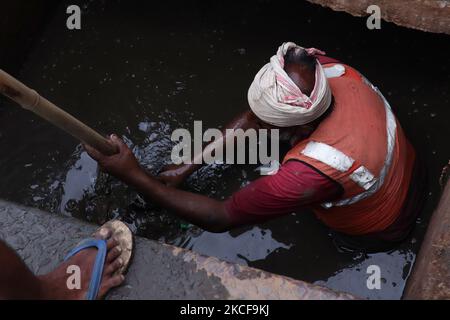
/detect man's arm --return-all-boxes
[85,136,341,232]
[158,110,261,187]
[127,168,232,232]
[224,160,342,221]
[85,135,234,232]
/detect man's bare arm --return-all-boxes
[85,135,237,232]
[158,110,261,187]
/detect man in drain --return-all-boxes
[85,42,424,252]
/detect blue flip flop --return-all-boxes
[64,238,107,300]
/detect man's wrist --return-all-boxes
[183,163,202,176]
[120,165,147,186]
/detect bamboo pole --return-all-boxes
[0,69,117,155]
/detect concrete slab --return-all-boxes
[0,200,356,300]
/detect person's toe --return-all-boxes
[106,238,119,250]
[107,274,125,288]
[97,275,125,298]
[97,227,112,240]
[105,257,124,276]
[106,245,122,263]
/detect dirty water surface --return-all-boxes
[0,1,449,299]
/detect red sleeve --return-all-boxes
[225,160,342,224]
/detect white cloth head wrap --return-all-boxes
[248,42,332,127]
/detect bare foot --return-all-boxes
[37,231,126,300]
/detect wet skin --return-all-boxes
[284,62,316,96]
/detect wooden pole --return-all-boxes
[0,69,117,155]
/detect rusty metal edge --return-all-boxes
[403,178,450,299]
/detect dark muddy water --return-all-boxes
[0,0,449,299]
